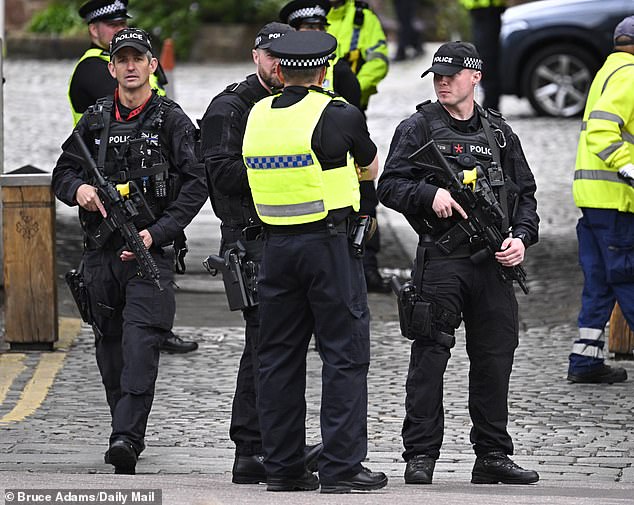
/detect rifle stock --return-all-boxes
[71,132,162,291]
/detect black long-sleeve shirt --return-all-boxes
[53,92,208,247]
[377,102,539,246]
[68,45,117,116]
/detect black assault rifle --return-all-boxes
[71,132,162,291]
[409,139,529,295]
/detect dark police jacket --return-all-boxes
[53,91,207,249]
[200,73,268,229]
[377,101,539,247]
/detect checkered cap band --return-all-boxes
[288,6,327,23]
[279,55,330,67]
[85,0,127,22]
[246,154,314,169]
[432,55,482,71]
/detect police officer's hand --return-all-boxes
[76,184,106,217]
[432,188,467,219]
[120,229,153,262]
[495,237,525,267]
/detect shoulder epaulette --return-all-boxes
[354,0,369,8]
[415,100,432,111]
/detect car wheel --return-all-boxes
[522,44,598,117]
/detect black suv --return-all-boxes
[500,0,633,117]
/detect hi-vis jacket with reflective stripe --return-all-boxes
[326,0,388,109]
[68,47,166,126]
[243,90,360,225]
[459,0,506,9]
[573,50,634,213]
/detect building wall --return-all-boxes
[6,0,49,31]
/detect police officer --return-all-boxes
[243,30,387,493]
[53,28,207,474]
[279,0,361,108]
[199,21,322,484]
[567,16,634,384]
[327,0,390,292]
[377,42,540,485]
[69,0,167,126]
[459,0,506,111]
[69,1,198,355]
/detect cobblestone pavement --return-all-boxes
[1,46,634,503]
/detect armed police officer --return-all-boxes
[327,0,390,292]
[279,0,361,108]
[53,28,207,475]
[242,30,387,493]
[377,42,539,485]
[69,0,197,354]
[200,22,322,485]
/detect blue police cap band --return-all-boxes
[288,6,328,24]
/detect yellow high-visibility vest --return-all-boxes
[572,51,634,212]
[243,90,360,225]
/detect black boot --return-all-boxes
[404,454,435,484]
[108,440,137,475]
[472,451,539,484]
[160,333,198,353]
[232,454,266,484]
[320,466,388,494]
[567,363,627,384]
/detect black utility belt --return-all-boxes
[265,219,347,236]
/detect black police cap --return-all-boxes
[110,28,153,58]
[79,0,130,24]
[269,30,337,68]
[279,0,330,29]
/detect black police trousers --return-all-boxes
[83,247,175,455]
[221,225,263,457]
[257,229,370,484]
[402,250,519,462]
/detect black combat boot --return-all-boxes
[108,439,137,475]
[567,363,627,384]
[232,454,266,484]
[471,451,539,484]
[404,454,435,484]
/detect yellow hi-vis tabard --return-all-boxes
[68,48,166,126]
[243,90,360,225]
[572,51,634,212]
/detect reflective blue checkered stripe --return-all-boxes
[245,154,314,169]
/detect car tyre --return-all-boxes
[522,43,598,118]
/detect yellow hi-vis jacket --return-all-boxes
[326,0,388,109]
[68,47,166,126]
[459,0,506,9]
[572,50,634,213]
[243,90,360,225]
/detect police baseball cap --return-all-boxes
[110,28,153,58]
[269,30,337,68]
[614,15,634,46]
[421,41,483,78]
[79,0,130,24]
[279,0,331,29]
[254,22,295,50]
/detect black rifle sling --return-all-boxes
[96,98,113,172]
[479,107,510,234]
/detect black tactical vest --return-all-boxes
[93,97,173,227]
[206,75,263,229]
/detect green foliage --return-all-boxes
[26,0,289,58]
[27,1,84,36]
